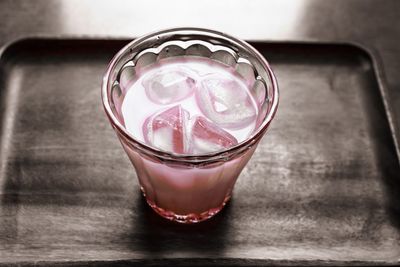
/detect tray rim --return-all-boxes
[1,35,398,166]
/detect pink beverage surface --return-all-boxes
[121,57,259,155]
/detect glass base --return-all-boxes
[143,191,231,224]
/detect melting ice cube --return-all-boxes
[196,75,256,129]
[142,67,196,105]
[143,105,190,154]
[190,116,238,154]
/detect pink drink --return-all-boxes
[119,57,258,221]
[121,57,258,155]
[102,28,279,223]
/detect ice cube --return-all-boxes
[196,74,257,129]
[190,116,238,154]
[143,105,190,154]
[143,67,196,105]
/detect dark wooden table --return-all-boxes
[0,0,400,266]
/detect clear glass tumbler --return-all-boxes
[102,28,279,223]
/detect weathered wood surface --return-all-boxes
[0,40,399,266]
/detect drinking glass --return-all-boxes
[102,28,279,223]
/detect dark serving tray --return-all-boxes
[0,38,399,266]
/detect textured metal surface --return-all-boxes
[0,39,399,266]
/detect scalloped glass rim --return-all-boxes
[101,27,279,163]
